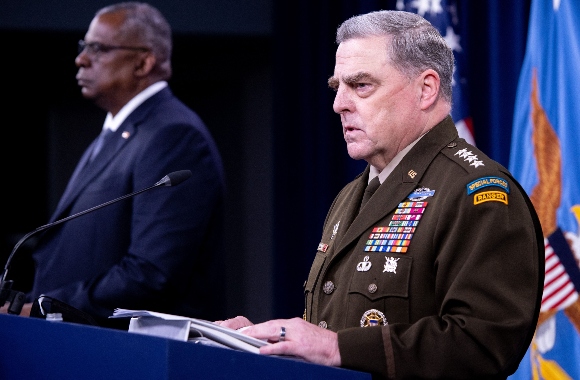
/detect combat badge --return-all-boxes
[360,309,387,327]
[407,187,435,201]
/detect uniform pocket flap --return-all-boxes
[348,255,412,301]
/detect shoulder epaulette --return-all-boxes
[440,140,492,174]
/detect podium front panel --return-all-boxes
[0,314,371,379]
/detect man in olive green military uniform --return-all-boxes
[219,10,544,380]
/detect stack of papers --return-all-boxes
[111,309,269,354]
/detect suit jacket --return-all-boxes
[29,87,226,325]
[304,116,544,379]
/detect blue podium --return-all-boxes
[0,314,371,379]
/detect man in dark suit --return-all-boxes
[4,2,226,327]
[218,10,544,379]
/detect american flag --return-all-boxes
[542,238,578,310]
[397,0,475,145]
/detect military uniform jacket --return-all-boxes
[304,116,544,379]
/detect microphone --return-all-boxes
[0,170,192,314]
[155,170,192,186]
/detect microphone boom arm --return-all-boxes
[0,170,191,313]
[2,182,160,283]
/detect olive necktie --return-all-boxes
[360,176,381,211]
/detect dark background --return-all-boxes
[1,0,531,322]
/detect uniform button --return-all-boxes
[368,283,377,293]
[323,281,335,294]
[447,142,457,148]
[318,321,328,329]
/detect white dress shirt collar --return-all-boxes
[102,81,168,132]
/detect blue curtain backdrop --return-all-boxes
[271,0,531,318]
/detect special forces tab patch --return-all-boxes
[466,176,510,195]
[474,191,508,205]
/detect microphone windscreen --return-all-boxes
[166,170,192,186]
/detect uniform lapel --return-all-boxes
[50,88,170,221]
[332,116,458,259]
[335,165,418,255]
[50,122,135,222]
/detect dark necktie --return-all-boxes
[89,128,114,162]
[360,176,381,211]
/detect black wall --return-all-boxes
[2,0,275,322]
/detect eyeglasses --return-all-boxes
[78,40,149,56]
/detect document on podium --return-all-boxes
[110,309,270,354]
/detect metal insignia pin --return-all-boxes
[356,256,372,272]
[331,221,340,240]
[383,256,400,274]
[360,309,387,327]
[407,187,435,201]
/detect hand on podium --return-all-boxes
[217,316,341,367]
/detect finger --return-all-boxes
[259,341,293,357]
[252,323,288,343]
[219,316,253,330]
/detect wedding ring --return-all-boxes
[279,326,286,342]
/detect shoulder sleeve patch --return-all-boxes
[473,191,508,205]
[466,176,510,194]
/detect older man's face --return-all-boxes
[329,36,424,170]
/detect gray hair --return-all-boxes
[97,2,172,79]
[336,10,454,103]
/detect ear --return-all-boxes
[134,52,156,77]
[418,69,440,110]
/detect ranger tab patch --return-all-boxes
[474,191,508,205]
